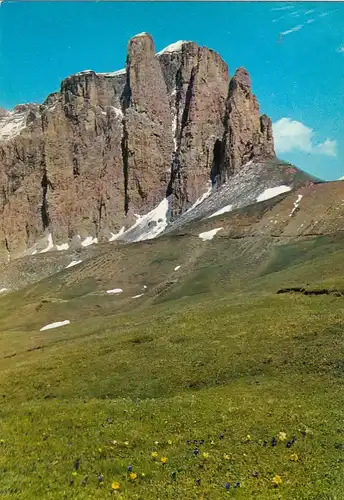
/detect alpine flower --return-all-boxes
[278,432,287,441]
[161,456,168,464]
[272,475,283,486]
[112,481,120,490]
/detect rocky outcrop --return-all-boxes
[158,41,230,216]
[0,33,275,259]
[221,68,275,181]
[123,33,174,217]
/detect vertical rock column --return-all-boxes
[123,33,174,217]
[221,67,275,181]
[158,42,229,216]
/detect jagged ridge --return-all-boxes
[0,33,275,259]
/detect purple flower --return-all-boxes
[127,465,133,472]
[199,439,204,445]
[193,440,198,445]
[97,475,103,482]
[224,482,231,490]
[193,449,199,456]
[286,441,292,448]
[74,459,80,471]
[291,436,297,444]
[171,471,177,481]
[196,478,201,486]
[271,437,277,447]
[235,482,241,488]
[219,433,224,440]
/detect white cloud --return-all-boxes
[314,139,337,157]
[280,24,303,36]
[271,5,293,11]
[337,46,344,53]
[273,118,337,158]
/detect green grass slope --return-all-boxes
[0,233,344,499]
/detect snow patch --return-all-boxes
[133,32,150,38]
[76,70,94,75]
[199,227,223,241]
[81,236,98,247]
[0,287,8,293]
[143,285,147,289]
[208,204,233,219]
[110,106,123,118]
[125,198,169,242]
[256,185,291,202]
[106,288,123,295]
[289,194,303,217]
[66,260,82,269]
[0,111,27,140]
[186,183,213,214]
[109,226,125,242]
[132,294,144,299]
[40,320,70,332]
[157,40,190,55]
[40,233,54,253]
[174,265,181,271]
[56,242,69,251]
[98,68,126,77]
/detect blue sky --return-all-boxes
[0,1,343,180]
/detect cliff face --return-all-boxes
[0,33,275,258]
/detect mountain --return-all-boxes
[0,32,284,260]
[1,34,344,499]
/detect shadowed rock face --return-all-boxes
[0,34,275,259]
[158,42,230,216]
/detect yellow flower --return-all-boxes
[112,481,120,490]
[129,472,137,480]
[246,434,252,441]
[124,441,129,446]
[223,453,231,460]
[141,472,146,477]
[202,452,209,459]
[167,440,173,445]
[290,453,299,462]
[151,451,158,458]
[210,440,215,445]
[72,471,77,477]
[160,456,168,464]
[272,475,283,486]
[98,448,102,452]
[154,440,159,445]
[278,432,287,441]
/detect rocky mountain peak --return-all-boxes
[231,67,252,89]
[0,33,276,259]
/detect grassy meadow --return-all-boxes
[0,232,344,498]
